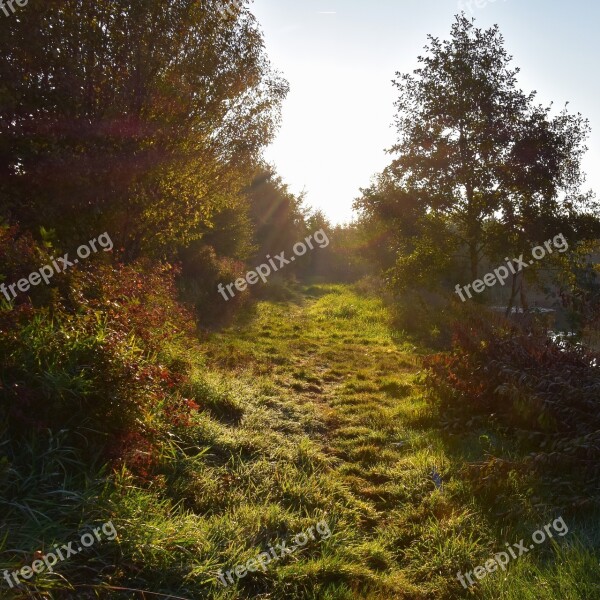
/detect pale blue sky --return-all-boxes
[251,0,600,225]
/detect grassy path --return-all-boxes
[194,283,598,600]
[4,283,591,598]
[198,284,475,599]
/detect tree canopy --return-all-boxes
[0,0,288,257]
[357,15,598,300]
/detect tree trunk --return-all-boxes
[506,273,518,317]
[465,181,479,281]
[519,272,529,311]
[469,242,478,282]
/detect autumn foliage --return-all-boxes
[424,312,600,498]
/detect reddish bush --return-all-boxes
[0,252,199,462]
[424,311,600,481]
[68,259,196,349]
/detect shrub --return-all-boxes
[178,244,249,326]
[390,288,474,348]
[352,275,385,297]
[0,259,197,456]
[0,223,57,307]
[424,311,600,486]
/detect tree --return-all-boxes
[0,0,288,257]
[355,169,426,273]
[246,167,307,263]
[358,14,597,302]
[491,104,599,311]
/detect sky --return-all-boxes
[251,0,600,225]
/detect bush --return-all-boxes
[251,273,299,302]
[0,223,57,307]
[390,288,472,348]
[424,311,600,485]
[178,244,249,326]
[0,259,196,456]
[351,275,385,297]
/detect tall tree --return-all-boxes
[0,0,288,256]
[390,15,534,281]
[359,15,596,298]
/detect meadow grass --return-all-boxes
[1,283,598,598]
